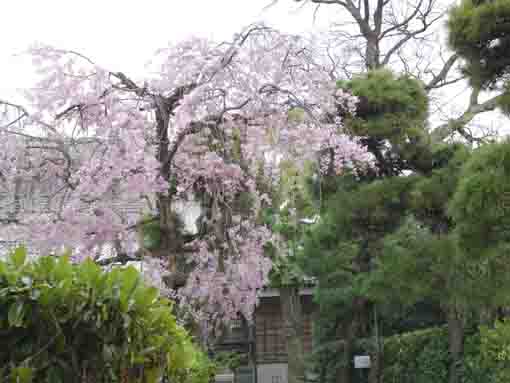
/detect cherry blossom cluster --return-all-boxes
[0,24,376,329]
[178,222,273,333]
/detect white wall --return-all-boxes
[257,363,288,383]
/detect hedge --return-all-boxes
[360,326,494,383]
[0,247,215,383]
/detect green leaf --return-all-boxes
[46,366,63,383]
[10,367,33,383]
[54,256,73,282]
[144,367,164,383]
[20,276,32,288]
[120,267,140,311]
[0,253,212,382]
[0,288,10,298]
[11,247,27,269]
[8,300,25,327]
[79,259,101,287]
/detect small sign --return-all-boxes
[354,355,371,369]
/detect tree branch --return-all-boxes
[1,113,27,130]
[363,0,370,23]
[96,252,141,266]
[298,0,372,36]
[373,0,386,35]
[1,100,29,128]
[431,93,505,142]
[424,54,459,91]
[380,0,426,39]
[381,8,443,66]
[110,72,148,97]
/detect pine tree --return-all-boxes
[300,70,434,383]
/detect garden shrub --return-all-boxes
[358,326,492,383]
[479,319,510,383]
[380,327,450,383]
[0,247,215,383]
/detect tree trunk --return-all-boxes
[281,286,306,383]
[365,36,380,70]
[335,318,357,383]
[155,96,177,273]
[368,305,381,383]
[158,194,177,270]
[447,307,464,383]
[368,350,380,383]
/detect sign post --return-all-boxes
[354,355,371,383]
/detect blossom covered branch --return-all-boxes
[0,24,374,330]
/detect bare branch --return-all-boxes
[303,0,347,5]
[96,251,141,266]
[373,0,386,35]
[431,93,505,142]
[0,99,30,118]
[110,72,148,97]
[363,0,370,23]
[263,0,280,10]
[427,76,465,90]
[1,114,27,130]
[341,0,373,37]
[1,100,54,131]
[313,3,322,23]
[380,0,426,39]
[381,7,444,66]
[424,54,459,91]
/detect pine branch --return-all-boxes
[431,92,505,143]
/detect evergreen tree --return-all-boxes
[300,65,507,383]
[448,0,510,92]
[299,70,434,383]
[368,143,472,383]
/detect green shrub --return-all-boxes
[357,326,493,383]
[479,319,510,383]
[378,327,450,383]
[0,247,215,383]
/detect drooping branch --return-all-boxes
[1,100,29,129]
[0,25,376,330]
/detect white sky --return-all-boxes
[0,0,506,136]
[0,0,340,101]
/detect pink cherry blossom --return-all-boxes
[0,24,374,330]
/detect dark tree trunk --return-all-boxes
[153,95,188,285]
[281,286,306,383]
[368,350,380,383]
[447,307,464,383]
[335,318,357,383]
[368,306,381,383]
[365,36,380,70]
[154,96,176,271]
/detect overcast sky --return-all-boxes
[1,0,506,136]
[0,0,340,101]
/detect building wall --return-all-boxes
[255,295,316,364]
[257,363,287,383]
[213,291,317,383]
